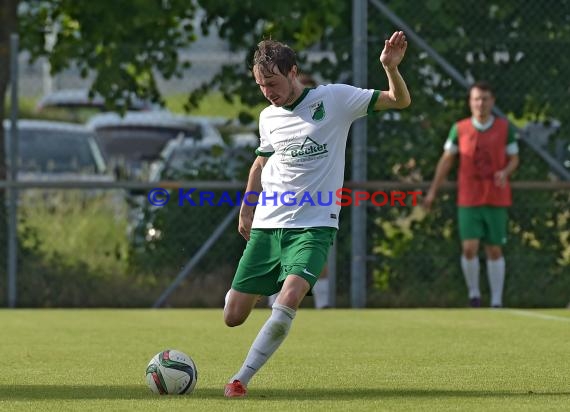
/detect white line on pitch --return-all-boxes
[506,309,570,323]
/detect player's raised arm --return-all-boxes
[374,31,411,111]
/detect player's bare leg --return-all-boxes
[224,289,261,327]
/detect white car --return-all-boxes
[87,111,226,180]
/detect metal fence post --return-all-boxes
[7,33,19,308]
[351,0,368,308]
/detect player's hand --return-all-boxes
[494,170,508,187]
[380,31,408,70]
[238,209,254,241]
[422,191,436,211]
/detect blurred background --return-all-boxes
[0,0,568,308]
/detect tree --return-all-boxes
[1,0,202,177]
[192,0,350,121]
[18,1,199,108]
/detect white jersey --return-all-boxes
[252,84,379,229]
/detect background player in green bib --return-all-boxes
[224,31,411,397]
[424,81,519,308]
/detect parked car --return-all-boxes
[147,130,258,182]
[86,111,225,180]
[3,119,111,181]
[148,136,228,182]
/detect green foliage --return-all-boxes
[363,190,570,308]
[192,0,352,112]
[19,191,129,274]
[0,187,240,307]
[19,0,199,113]
[126,189,246,282]
[127,189,232,272]
[2,191,148,307]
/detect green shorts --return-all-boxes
[458,206,508,245]
[231,227,337,296]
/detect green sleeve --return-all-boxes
[447,123,458,144]
[255,149,274,157]
[507,123,518,144]
[366,90,381,114]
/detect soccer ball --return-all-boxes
[145,349,198,395]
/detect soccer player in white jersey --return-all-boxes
[265,73,332,310]
[223,31,411,398]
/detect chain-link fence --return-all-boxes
[2,0,569,307]
[0,180,567,308]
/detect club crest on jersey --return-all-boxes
[309,100,326,121]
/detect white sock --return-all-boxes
[313,278,329,309]
[461,256,480,298]
[230,304,296,386]
[487,257,505,307]
[267,293,278,308]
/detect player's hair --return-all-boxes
[298,73,317,87]
[469,81,495,97]
[252,40,297,77]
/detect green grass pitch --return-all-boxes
[1,308,568,411]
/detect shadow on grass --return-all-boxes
[1,385,569,401]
